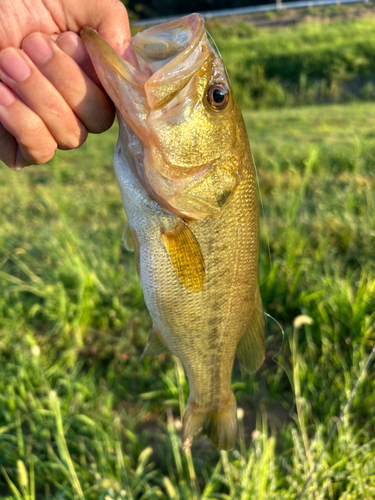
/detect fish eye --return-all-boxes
[207,84,229,110]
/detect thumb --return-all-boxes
[96,1,132,57]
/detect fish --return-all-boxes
[81,13,265,451]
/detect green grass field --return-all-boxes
[206,14,375,108]
[1,97,374,498]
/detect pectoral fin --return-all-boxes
[161,220,205,292]
[122,223,134,252]
[236,287,265,373]
[141,327,170,358]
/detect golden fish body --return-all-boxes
[82,14,265,451]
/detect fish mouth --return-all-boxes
[81,15,236,220]
[81,13,207,115]
[132,14,209,110]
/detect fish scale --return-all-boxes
[81,13,265,451]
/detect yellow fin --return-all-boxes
[122,223,134,252]
[236,287,265,373]
[141,328,169,358]
[162,221,205,292]
[182,392,237,451]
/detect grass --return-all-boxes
[203,14,375,108]
[0,99,375,498]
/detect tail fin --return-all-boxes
[182,393,237,451]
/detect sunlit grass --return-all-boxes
[0,101,374,497]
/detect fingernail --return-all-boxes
[57,32,86,64]
[0,83,15,106]
[0,50,31,82]
[23,35,53,66]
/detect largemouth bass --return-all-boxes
[81,13,264,451]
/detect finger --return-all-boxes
[0,122,25,170]
[0,0,131,54]
[0,47,87,150]
[23,33,114,134]
[55,31,101,86]
[96,1,131,56]
[0,121,34,171]
[59,0,132,56]
[0,83,57,169]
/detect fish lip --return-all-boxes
[133,14,207,109]
[134,13,205,78]
[80,26,149,88]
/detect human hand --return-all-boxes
[0,0,131,170]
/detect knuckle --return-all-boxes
[22,144,56,166]
[87,108,115,134]
[26,106,87,152]
[58,124,88,150]
[19,117,57,165]
[26,113,48,137]
[32,147,56,165]
[54,71,79,96]
[0,124,18,169]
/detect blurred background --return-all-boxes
[126,0,367,20]
[0,1,375,499]
[127,0,272,19]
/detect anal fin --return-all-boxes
[236,287,265,373]
[141,327,170,358]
